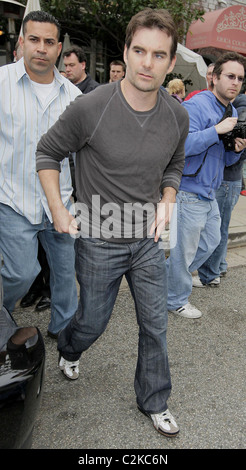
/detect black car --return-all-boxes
[0,274,45,449]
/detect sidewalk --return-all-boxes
[29,267,245,450]
[227,193,246,267]
[10,194,246,451]
[228,192,246,243]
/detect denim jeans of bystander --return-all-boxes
[0,203,78,334]
[198,180,242,283]
[166,191,221,310]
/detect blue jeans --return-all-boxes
[167,191,221,310]
[58,236,172,414]
[0,203,78,334]
[198,180,242,283]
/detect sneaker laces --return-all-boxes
[66,359,79,370]
[158,409,173,423]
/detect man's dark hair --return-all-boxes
[63,45,87,64]
[213,52,246,80]
[22,10,61,39]
[125,8,177,61]
[110,60,126,72]
[241,81,246,94]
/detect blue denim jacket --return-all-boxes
[179,91,241,200]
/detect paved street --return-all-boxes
[12,254,245,451]
[10,195,246,452]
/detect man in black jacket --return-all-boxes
[63,45,100,94]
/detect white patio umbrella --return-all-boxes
[19,0,41,38]
[57,33,71,72]
[172,43,207,94]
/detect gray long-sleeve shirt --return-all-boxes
[36,81,189,242]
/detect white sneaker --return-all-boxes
[192,275,220,287]
[59,355,79,380]
[169,302,202,318]
[138,407,179,437]
[192,275,206,287]
[209,277,220,286]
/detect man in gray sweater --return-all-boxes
[36,8,189,437]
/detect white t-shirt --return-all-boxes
[31,79,56,107]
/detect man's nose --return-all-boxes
[142,53,152,68]
[37,41,47,53]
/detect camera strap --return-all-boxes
[218,102,232,123]
[182,150,208,178]
[182,102,232,178]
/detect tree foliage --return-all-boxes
[37,0,204,54]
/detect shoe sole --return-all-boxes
[193,284,219,288]
[137,406,179,438]
[60,368,79,380]
[192,281,220,288]
[169,310,202,319]
[35,305,51,311]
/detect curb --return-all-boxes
[228,231,246,248]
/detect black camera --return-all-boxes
[221,110,246,151]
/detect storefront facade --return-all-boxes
[187,2,246,63]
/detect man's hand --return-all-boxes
[215,117,237,135]
[52,204,78,235]
[38,168,78,235]
[149,187,176,242]
[234,137,246,153]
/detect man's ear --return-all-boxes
[167,55,176,75]
[123,44,128,67]
[19,36,24,47]
[57,42,62,57]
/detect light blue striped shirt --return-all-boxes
[0,58,81,224]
